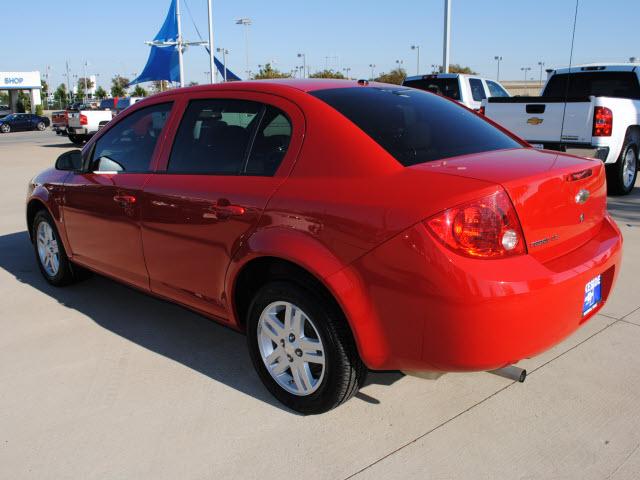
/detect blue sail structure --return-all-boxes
[130,0,242,86]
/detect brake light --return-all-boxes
[64,111,68,121]
[425,190,526,258]
[80,114,88,125]
[476,106,485,116]
[593,106,612,137]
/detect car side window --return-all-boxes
[91,103,172,173]
[469,78,487,101]
[486,80,509,97]
[245,106,292,176]
[168,99,262,174]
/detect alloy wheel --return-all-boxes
[623,148,637,189]
[257,301,326,396]
[36,221,60,277]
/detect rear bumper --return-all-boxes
[67,127,88,135]
[538,142,611,162]
[339,215,622,372]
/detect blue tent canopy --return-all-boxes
[129,0,242,86]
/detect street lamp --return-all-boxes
[217,47,229,82]
[342,67,352,80]
[297,53,306,79]
[410,45,421,74]
[368,63,376,79]
[520,67,532,82]
[235,18,252,80]
[494,56,502,81]
[395,59,403,72]
[537,61,545,86]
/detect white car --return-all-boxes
[483,64,640,195]
[403,73,510,111]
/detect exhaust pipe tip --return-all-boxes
[490,365,527,383]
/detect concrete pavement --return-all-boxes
[0,130,639,479]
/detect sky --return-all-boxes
[3,0,640,89]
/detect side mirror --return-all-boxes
[55,149,83,171]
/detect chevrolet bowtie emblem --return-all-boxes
[575,189,590,204]
[527,117,544,125]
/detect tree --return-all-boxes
[54,83,68,108]
[309,69,345,79]
[75,82,85,101]
[95,86,107,99]
[448,64,476,74]
[41,80,49,106]
[77,77,95,91]
[253,63,291,80]
[111,75,130,97]
[375,68,407,85]
[132,85,148,97]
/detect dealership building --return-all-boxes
[0,71,42,113]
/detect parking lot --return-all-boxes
[1,130,639,479]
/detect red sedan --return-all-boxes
[26,80,622,414]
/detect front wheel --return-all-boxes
[0,124,10,133]
[32,210,80,286]
[36,121,46,131]
[607,139,638,195]
[247,281,366,414]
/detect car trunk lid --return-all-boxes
[411,148,607,262]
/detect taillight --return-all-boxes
[593,106,612,137]
[425,190,526,259]
[476,106,485,116]
[64,111,68,121]
[80,114,88,125]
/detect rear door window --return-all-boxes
[168,99,262,174]
[468,78,487,101]
[311,87,521,166]
[245,107,292,176]
[542,72,640,99]
[486,80,509,97]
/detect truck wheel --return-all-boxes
[246,281,366,414]
[68,134,85,146]
[607,138,638,195]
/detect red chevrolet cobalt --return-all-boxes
[27,80,622,413]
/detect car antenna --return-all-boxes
[559,0,580,145]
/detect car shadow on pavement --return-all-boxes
[0,230,402,412]
[40,143,79,149]
[608,185,640,226]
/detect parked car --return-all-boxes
[51,111,68,135]
[0,113,50,133]
[27,80,622,414]
[403,73,510,110]
[66,103,114,145]
[483,64,640,195]
[99,96,143,114]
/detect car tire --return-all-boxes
[32,210,83,286]
[36,121,46,131]
[68,134,85,145]
[246,281,366,414]
[0,124,10,133]
[606,134,638,195]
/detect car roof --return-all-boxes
[146,78,395,100]
[553,63,640,74]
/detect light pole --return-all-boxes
[83,61,89,102]
[342,67,351,80]
[297,53,306,78]
[395,59,403,72]
[369,63,376,79]
[442,0,451,73]
[521,66,532,82]
[494,56,502,81]
[537,61,545,87]
[217,47,229,82]
[236,18,252,80]
[411,45,421,74]
[207,0,215,84]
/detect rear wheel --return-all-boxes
[1,124,10,133]
[68,134,85,145]
[36,121,46,131]
[607,137,638,195]
[247,281,366,414]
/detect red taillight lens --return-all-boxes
[426,190,526,258]
[79,114,88,125]
[593,106,612,137]
[476,106,485,116]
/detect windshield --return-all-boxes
[543,72,640,99]
[311,87,522,167]
[402,77,461,101]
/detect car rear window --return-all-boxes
[402,77,461,100]
[542,72,640,99]
[310,87,522,166]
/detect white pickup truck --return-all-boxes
[483,64,640,195]
[66,97,143,145]
[403,73,510,111]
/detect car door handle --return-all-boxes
[213,204,246,218]
[113,194,137,206]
